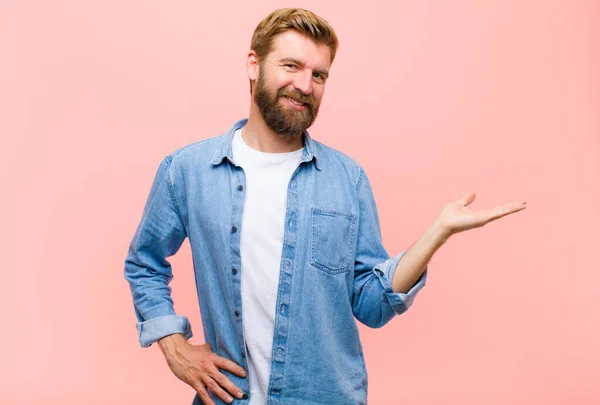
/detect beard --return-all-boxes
[253,69,320,137]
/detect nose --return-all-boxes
[292,69,313,96]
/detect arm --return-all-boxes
[352,170,527,329]
[391,217,447,294]
[392,192,527,292]
[352,167,428,329]
[392,191,527,294]
[124,155,192,348]
[126,156,249,404]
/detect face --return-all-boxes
[251,30,331,137]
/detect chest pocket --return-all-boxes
[310,208,358,274]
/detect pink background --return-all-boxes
[2,1,599,404]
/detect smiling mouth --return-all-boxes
[283,95,308,106]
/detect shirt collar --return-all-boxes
[210,118,321,171]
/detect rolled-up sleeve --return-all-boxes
[373,251,428,315]
[124,155,193,348]
[352,167,427,328]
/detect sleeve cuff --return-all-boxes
[373,251,428,315]
[136,315,193,348]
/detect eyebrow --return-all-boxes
[279,57,330,78]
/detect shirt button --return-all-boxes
[234,310,239,317]
[241,393,248,399]
[280,304,287,314]
[232,268,238,275]
[284,260,290,269]
[237,185,243,191]
[241,352,246,358]
[231,225,237,233]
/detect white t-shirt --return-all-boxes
[231,127,304,405]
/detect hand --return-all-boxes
[437,192,527,239]
[158,334,247,405]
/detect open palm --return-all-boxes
[438,192,527,237]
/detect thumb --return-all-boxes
[458,192,476,207]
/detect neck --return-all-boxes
[242,102,304,153]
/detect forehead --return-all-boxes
[268,30,331,70]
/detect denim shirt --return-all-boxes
[124,118,428,405]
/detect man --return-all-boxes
[124,8,526,405]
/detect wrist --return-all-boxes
[158,333,187,356]
[431,217,452,246]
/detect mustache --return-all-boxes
[278,89,312,106]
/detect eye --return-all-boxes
[313,72,326,83]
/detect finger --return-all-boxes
[478,203,526,223]
[494,202,527,218]
[210,369,245,401]
[459,192,476,207]
[202,375,236,404]
[214,355,247,378]
[191,381,215,405]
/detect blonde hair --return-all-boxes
[249,8,339,93]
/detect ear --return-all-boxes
[247,50,259,82]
